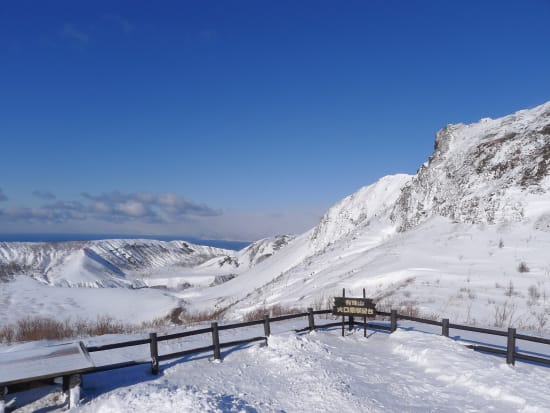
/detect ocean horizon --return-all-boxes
[0,233,251,251]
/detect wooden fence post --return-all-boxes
[390,309,397,332]
[348,315,354,332]
[507,327,516,365]
[341,288,345,337]
[212,322,221,361]
[149,332,159,375]
[363,288,367,338]
[308,308,315,332]
[62,375,70,399]
[0,386,7,413]
[442,318,449,337]
[64,374,81,408]
[263,314,271,338]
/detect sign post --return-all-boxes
[333,293,376,337]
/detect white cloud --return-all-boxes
[0,190,323,241]
[115,200,148,217]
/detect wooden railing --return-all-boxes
[85,308,550,373]
[374,309,550,366]
[3,307,550,411]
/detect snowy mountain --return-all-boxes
[204,235,295,273]
[1,101,549,332]
[310,174,413,251]
[0,239,232,288]
[186,101,550,330]
[391,101,550,230]
[0,235,296,290]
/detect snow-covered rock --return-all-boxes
[391,101,550,230]
[0,239,232,288]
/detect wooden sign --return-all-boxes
[333,297,376,318]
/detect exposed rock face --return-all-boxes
[391,101,550,231]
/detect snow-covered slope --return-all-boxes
[189,174,413,312]
[0,235,298,290]
[203,235,295,273]
[310,174,412,251]
[0,239,232,288]
[186,101,550,331]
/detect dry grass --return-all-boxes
[0,316,133,344]
[180,308,226,325]
[242,304,305,322]
[0,304,313,344]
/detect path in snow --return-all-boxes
[5,325,550,412]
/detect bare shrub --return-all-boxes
[0,324,15,344]
[531,309,548,335]
[180,308,225,324]
[375,297,395,313]
[242,307,267,322]
[15,317,73,342]
[505,281,515,297]
[528,285,541,303]
[143,306,225,329]
[141,317,171,330]
[312,294,333,311]
[89,316,128,336]
[518,261,530,273]
[493,300,516,328]
[0,315,132,344]
[399,300,420,318]
[422,311,440,322]
[270,304,304,317]
[242,304,305,322]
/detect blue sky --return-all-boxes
[1,1,550,241]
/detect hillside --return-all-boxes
[0,239,231,288]
[186,101,550,331]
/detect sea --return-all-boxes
[0,233,250,251]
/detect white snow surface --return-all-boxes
[3,321,550,412]
[0,276,179,324]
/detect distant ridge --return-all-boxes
[0,234,250,251]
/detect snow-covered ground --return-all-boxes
[3,320,550,412]
[0,276,179,325]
